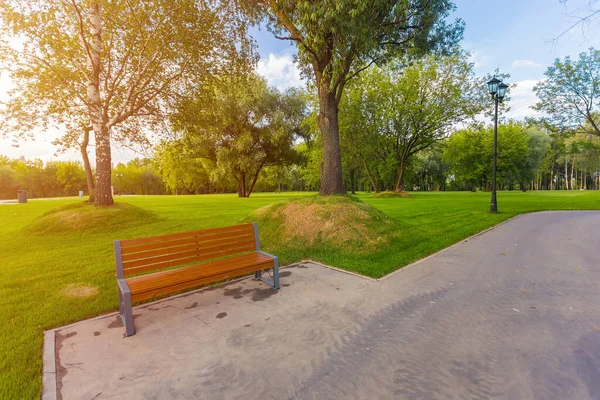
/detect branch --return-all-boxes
[274,35,300,41]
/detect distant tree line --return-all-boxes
[0,156,167,200]
[1,0,598,200]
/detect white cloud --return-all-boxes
[256,53,304,91]
[512,59,541,68]
[505,79,544,120]
[469,50,490,69]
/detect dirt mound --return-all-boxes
[371,191,412,198]
[23,202,157,235]
[250,196,397,253]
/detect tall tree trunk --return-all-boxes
[80,127,95,200]
[571,156,575,190]
[317,81,345,195]
[564,158,568,190]
[85,2,113,206]
[350,168,356,194]
[394,158,406,192]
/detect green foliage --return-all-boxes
[249,0,464,86]
[0,157,89,199]
[443,122,552,190]
[55,162,87,196]
[340,53,485,191]
[171,74,307,197]
[534,48,600,136]
[111,159,165,196]
[245,0,464,194]
[0,0,255,205]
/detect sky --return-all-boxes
[1,0,599,164]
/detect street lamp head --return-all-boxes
[487,77,501,96]
[497,82,509,100]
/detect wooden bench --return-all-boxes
[114,222,279,336]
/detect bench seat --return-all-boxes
[124,252,275,302]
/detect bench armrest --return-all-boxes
[117,278,131,295]
[257,250,277,260]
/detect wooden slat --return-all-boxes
[122,233,255,263]
[127,252,272,292]
[123,243,257,276]
[126,253,274,300]
[122,239,256,271]
[120,227,255,255]
[131,261,273,302]
[120,223,254,249]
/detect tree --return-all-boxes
[56,162,87,196]
[533,48,600,136]
[172,74,306,197]
[340,54,484,192]
[154,140,212,195]
[443,122,550,191]
[244,0,464,195]
[0,0,253,205]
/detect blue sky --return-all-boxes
[1,0,599,162]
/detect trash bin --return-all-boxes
[79,190,84,198]
[17,190,27,203]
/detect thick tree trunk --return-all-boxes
[80,127,95,200]
[95,128,113,205]
[86,2,113,206]
[317,82,345,195]
[237,172,247,198]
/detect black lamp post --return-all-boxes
[486,77,508,213]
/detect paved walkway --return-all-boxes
[46,211,600,399]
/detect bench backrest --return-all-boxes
[114,223,259,278]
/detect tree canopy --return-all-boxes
[533,48,600,136]
[244,0,464,195]
[171,74,307,197]
[340,53,484,192]
[0,0,253,205]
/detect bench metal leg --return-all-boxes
[118,280,135,337]
[273,257,280,290]
[255,256,280,290]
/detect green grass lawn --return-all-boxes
[1,190,599,398]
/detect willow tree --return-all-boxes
[0,0,253,205]
[172,74,306,197]
[244,0,463,194]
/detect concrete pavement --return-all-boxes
[45,211,600,399]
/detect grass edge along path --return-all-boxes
[0,191,599,398]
